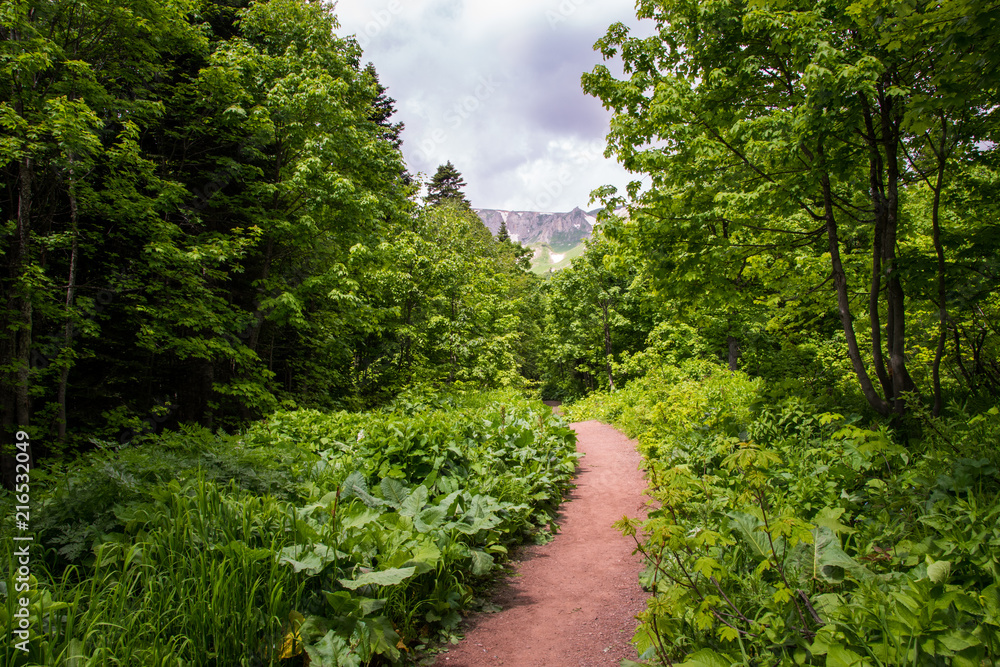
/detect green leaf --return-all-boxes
[937,630,980,653]
[342,471,385,508]
[278,544,337,575]
[727,511,771,560]
[826,644,869,667]
[403,542,441,573]
[400,485,429,517]
[981,583,1000,619]
[64,638,86,667]
[338,566,417,590]
[813,507,855,535]
[680,648,735,667]
[359,597,387,616]
[414,506,447,532]
[470,549,494,576]
[365,614,402,659]
[927,559,951,584]
[719,625,740,642]
[340,507,383,530]
[380,477,409,508]
[304,630,354,667]
[791,527,872,585]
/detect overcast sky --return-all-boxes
[334,0,649,212]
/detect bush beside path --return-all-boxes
[437,420,649,666]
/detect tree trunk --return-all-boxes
[600,301,614,392]
[859,93,893,399]
[879,90,917,412]
[15,156,33,427]
[818,142,890,415]
[930,146,948,415]
[928,116,950,416]
[56,162,80,440]
[727,335,740,372]
[201,359,214,429]
[249,239,274,352]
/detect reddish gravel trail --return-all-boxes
[435,419,649,667]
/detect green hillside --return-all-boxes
[529,241,587,274]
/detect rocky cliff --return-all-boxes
[474,207,600,250]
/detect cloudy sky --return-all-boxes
[334,1,650,212]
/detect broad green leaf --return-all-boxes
[414,506,447,532]
[279,544,337,575]
[813,507,855,535]
[380,477,409,508]
[680,648,735,667]
[937,630,980,653]
[304,630,355,667]
[340,507,383,530]
[826,644,870,667]
[365,614,402,659]
[981,583,1000,619]
[400,485,429,517]
[359,597,387,616]
[338,566,417,590]
[727,511,771,560]
[927,559,951,584]
[64,639,86,667]
[403,542,442,573]
[790,527,873,585]
[342,471,385,508]
[470,549,494,576]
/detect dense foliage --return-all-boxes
[573,0,1000,416]
[3,0,999,665]
[1,0,540,476]
[1,390,577,665]
[533,3,1000,662]
[569,361,1000,666]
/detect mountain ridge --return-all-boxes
[474,206,599,251]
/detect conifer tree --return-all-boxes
[365,63,404,150]
[425,161,471,208]
[497,219,511,242]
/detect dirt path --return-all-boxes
[435,420,649,667]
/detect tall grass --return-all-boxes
[3,478,304,665]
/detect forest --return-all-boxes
[2,0,999,665]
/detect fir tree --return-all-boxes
[497,219,511,242]
[425,161,471,208]
[365,63,404,149]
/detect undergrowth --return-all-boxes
[567,360,1000,667]
[0,388,579,665]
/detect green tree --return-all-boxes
[539,230,652,397]
[346,201,534,398]
[425,161,471,208]
[583,0,1000,416]
[497,219,511,242]
[0,0,412,458]
[365,62,404,150]
[1,0,206,450]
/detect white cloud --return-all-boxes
[335,0,650,211]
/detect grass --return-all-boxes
[529,241,587,274]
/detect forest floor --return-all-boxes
[431,419,649,666]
